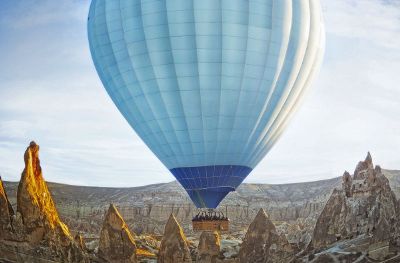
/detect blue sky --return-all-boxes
[0,0,400,187]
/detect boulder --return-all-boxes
[98,204,137,263]
[238,208,294,263]
[158,214,192,263]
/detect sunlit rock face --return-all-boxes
[312,153,399,250]
[0,141,88,263]
[158,214,192,263]
[0,177,14,238]
[17,141,71,245]
[75,233,87,251]
[98,204,137,263]
[197,231,221,263]
[238,208,294,263]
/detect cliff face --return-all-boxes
[238,208,294,263]
[158,214,192,263]
[98,204,137,263]
[312,153,399,250]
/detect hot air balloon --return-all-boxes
[88,0,325,212]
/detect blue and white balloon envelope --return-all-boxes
[88,0,325,208]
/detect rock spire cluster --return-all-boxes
[312,153,398,250]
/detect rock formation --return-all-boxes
[158,214,192,263]
[98,204,137,263]
[0,141,88,263]
[238,208,294,263]
[311,153,399,252]
[0,177,14,238]
[17,141,72,245]
[197,231,221,263]
[2,143,400,262]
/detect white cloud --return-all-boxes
[322,0,400,49]
[249,0,400,184]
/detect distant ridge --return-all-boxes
[3,169,399,207]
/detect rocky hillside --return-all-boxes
[4,176,342,217]
[3,179,338,236]
[3,175,342,230]
[4,168,399,235]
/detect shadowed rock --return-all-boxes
[158,214,192,263]
[0,177,14,238]
[197,231,220,263]
[98,204,137,263]
[342,171,352,197]
[391,199,400,252]
[238,208,294,263]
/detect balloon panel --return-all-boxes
[88,0,325,208]
[171,165,252,207]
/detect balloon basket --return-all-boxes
[192,209,229,232]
